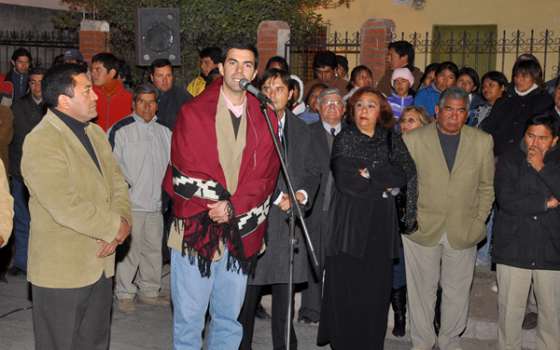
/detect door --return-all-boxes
[431,25,497,76]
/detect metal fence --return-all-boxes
[286,29,560,83]
[0,30,79,74]
[395,29,560,81]
[284,31,360,83]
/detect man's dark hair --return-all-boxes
[199,46,222,64]
[29,67,47,76]
[259,68,290,89]
[52,54,66,67]
[223,41,259,69]
[204,67,221,85]
[265,56,290,73]
[526,113,560,138]
[313,51,337,70]
[512,56,543,86]
[41,63,88,108]
[481,71,508,88]
[336,55,349,73]
[117,59,132,83]
[349,65,373,84]
[149,58,173,75]
[133,82,159,102]
[420,62,439,85]
[458,67,481,93]
[436,61,459,78]
[388,40,415,67]
[11,47,32,62]
[92,52,119,75]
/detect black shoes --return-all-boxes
[255,302,271,320]
[391,286,407,337]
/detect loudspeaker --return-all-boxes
[136,8,181,66]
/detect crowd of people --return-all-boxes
[0,38,559,350]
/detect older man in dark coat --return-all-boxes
[297,87,345,324]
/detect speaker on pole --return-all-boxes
[136,8,181,66]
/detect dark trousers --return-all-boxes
[299,279,322,322]
[32,274,113,350]
[239,284,297,350]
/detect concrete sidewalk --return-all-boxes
[0,265,533,350]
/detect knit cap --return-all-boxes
[391,67,414,88]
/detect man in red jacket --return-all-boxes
[91,52,132,131]
[163,41,280,350]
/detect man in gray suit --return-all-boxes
[403,87,495,350]
[298,87,345,324]
[239,68,319,350]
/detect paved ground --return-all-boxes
[0,265,534,350]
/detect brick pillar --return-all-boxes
[79,20,110,63]
[256,21,290,76]
[359,19,395,85]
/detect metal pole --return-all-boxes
[258,102,320,350]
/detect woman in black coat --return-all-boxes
[317,87,417,349]
[481,56,553,157]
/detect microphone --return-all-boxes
[239,79,272,104]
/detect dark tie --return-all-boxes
[330,127,336,137]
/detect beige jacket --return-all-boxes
[403,123,495,249]
[0,105,13,171]
[0,161,13,247]
[21,110,131,288]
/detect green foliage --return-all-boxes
[59,0,344,84]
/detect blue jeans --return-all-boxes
[477,208,495,266]
[171,249,248,350]
[10,177,30,271]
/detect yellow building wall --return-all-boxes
[318,0,560,79]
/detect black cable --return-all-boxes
[0,305,32,319]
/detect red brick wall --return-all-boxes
[359,19,395,85]
[79,20,110,63]
[256,21,290,76]
[80,31,110,63]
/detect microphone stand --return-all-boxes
[258,100,320,349]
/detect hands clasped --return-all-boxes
[97,217,131,258]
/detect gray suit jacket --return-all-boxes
[403,123,495,249]
[250,110,319,285]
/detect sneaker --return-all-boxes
[117,298,136,313]
[137,295,170,306]
[490,281,498,293]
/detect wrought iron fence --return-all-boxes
[395,29,560,81]
[286,29,560,84]
[0,30,79,74]
[284,31,360,83]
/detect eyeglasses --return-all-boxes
[355,102,377,110]
[322,99,344,108]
